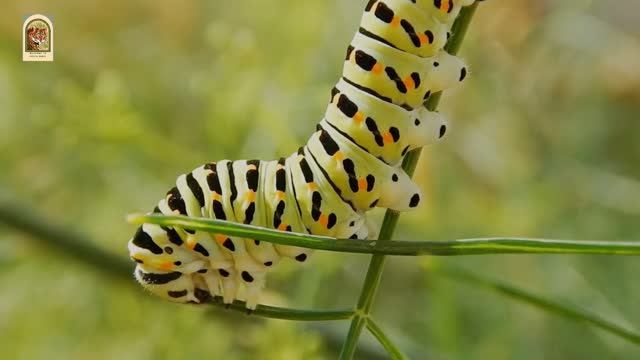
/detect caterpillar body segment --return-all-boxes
[287,149,366,239]
[129,0,478,309]
[343,32,467,110]
[328,78,448,166]
[360,0,449,58]
[307,121,422,212]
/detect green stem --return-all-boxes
[206,297,355,321]
[339,4,480,359]
[131,214,640,256]
[432,264,640,345]
[366,318,409,360]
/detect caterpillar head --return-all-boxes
[427,51,468,93]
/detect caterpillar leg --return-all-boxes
[425,51,468,93]
[376,168,423,211]
[238,269,266,310]
[410,106,449,147]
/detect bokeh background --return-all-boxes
[1,0,639,359]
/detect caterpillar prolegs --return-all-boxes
[128,0,477,309]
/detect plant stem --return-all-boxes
[432,264,640,345]
[207,297,355,321]
[366,318,409,360]
[338,4,479,358]
[131,214,640,256]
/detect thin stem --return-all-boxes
[131,214,640,256]
[432,264,640,345]
[339,4,480,359]
[366,318,409,360]
[206,297,355,321]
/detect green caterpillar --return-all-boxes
[128,0,476,309]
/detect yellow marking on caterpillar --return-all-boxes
[383,132,394,144]
[353,111,365,124]
[403,76,415,90]
[159,262,173,271]
[358,178,368,191]
[391,16,400,27]
[319,214,329,228]
[276,164,286,170]
[247,190,256,202]
[186,237,197,249]
[372,63,384,75]
[173,210,181,215]
[214,234,227,244]
[334,151,344,161]
[308,182,317,191]
[350,50,356,64]
[212,192,222,201]
[247,164,257,171]
[277,223,288,231]
[276,191,286,200]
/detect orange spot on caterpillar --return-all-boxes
[418,33,428,45]
[247,190,256,202]
[358,178,368,191]
[383,132,394,144]
[319,214,329,228]
[277,223,288,231]
[440,1,450,12]
[159,262,173,271]
[214,234,227,245]
[212,192,221,201]
[403,76,415,90]
[276,191,286,200]
[308,182,317,191]
[334,151,344,161]
[353,111,365,124]
[391,16,400,27]
[186,238,197,249]
[372,63,384,75]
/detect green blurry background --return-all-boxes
[1,0,639,359]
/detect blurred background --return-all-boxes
[1,0,639,358]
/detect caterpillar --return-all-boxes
[128,0,477,309]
